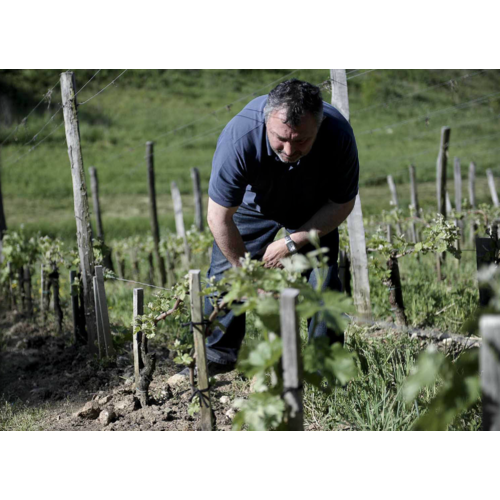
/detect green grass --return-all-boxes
[302,326,482,431]
[1,69,500,240]
[0,398,48,431]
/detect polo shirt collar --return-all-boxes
[265,127,274,157]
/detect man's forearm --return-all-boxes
[208,216,247,267]
[290,198,355,249]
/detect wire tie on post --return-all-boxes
[189,385,211,408]
[282,384,304,397]
[181,320,210,333]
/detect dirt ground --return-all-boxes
[0,309,249,431]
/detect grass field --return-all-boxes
[1,69,499,241]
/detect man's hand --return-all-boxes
[262,239,289,269]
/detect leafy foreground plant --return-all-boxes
[203,231,360,431]
[403,345,481,431]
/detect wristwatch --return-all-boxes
[285,235,298,255]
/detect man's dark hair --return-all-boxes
[264,79,324,127]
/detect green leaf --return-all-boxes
[237,337,283,378]
[232,393,285,431]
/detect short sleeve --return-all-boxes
[208,133,248,208]
[328,132,359,204]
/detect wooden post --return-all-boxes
[469,162,476,209]
[18,268,25,313]
[338,250,351,296]
[386,223,393,243]
[189,270,214,431]
[146,141,167,286]
[41,264,46,319]
[94,265,115,357]
[164,249,175,287]
[23,266,33,318]
[60,71,98,354]
[89,166,114,272]
[409,164,419,243]
[480,315,500,431]
[387,175,402,235]
[191,167,204,232]
[436,127,451,218]
[8,263,16,309]
[89,166,104,240]
[445,191,453,217]
[454,158,462,214]
[487,169,499,207]
[454,158,464,245]
[171,181,191,265]
[330,69,372,320]
[70,270,81,343]
[280,288,303,431]
[476,237,496,307]
[93,276,103,356]
[49,266,63,332]
[133,288,144,388]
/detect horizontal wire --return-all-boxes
[75,69,101,97]
[78,69,128,106]
[101,69,302,165]
[3,121,65,167]
[106,275,171,291]
[0,78,61,146]
[351,69,491,116]
[357,89,500,136]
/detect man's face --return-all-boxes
[266,109,320,164]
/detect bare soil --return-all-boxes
[0,309,249,431]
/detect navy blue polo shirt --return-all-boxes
[208,95,359,229]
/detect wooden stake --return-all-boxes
[480,315,500,431]
[445,191,453,217]
[409,164,419,243]
[436,126,451,218]
[49,266,63,333]
[60,71,98,354]
[387,223,393,243]
[171,181,191,264]
[487,169,499,207]
[189,270,214,431]
[94,265,115,357]
[454,158,462,213]
[23,266,33,318]
[280,288,303,431]
[89,166,104,240]
[164,249,175,287]
[453,158,464,245]
[18,268,25,313]
[8,262,16,309]
[191,167,204,232]
[387,175,402,235]
[146,141,167,286]
[469,162,476,209]
[93,276,103,356]
[330,69,372,320]
[70,270,80,342]
[133,288,144,388]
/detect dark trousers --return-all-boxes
[205,207,342,365]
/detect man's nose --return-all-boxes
[284,142,295,156]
